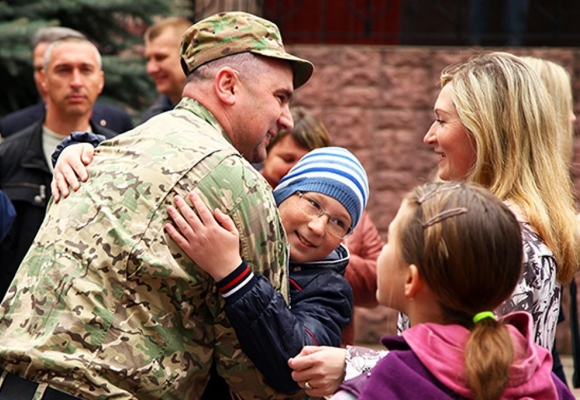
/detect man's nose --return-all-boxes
[279,104,293,131]
[70,69,83,86]
[146,60,159,75]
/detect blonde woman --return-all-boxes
[423,51,579,346]
[288,52,580,397]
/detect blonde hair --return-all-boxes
[521,56,575,163]
[441,52,579,284]
[401,182,522,399]
[144,17,192,43]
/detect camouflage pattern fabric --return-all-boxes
[180,11,313,89]
[0,98,300,399]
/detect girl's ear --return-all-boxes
[404,264,422,299]
[214,67,239,106]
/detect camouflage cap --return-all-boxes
[180,11,313,89]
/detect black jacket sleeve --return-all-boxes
[218,262,354,393]
[51,131,105,167]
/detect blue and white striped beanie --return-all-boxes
[273,147,369,229]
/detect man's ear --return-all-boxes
[213,67,239,106]
[97,70,104,93]
[404,264,422,299]
[40,69,47,92]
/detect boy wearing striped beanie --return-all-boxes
[166,147,370,394]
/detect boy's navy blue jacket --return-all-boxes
[217,244,354,394]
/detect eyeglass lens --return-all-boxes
[296,192,351,238]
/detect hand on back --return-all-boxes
[51,143,94,202]
[165,191,242,281]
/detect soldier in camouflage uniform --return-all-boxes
[0,11,313,400]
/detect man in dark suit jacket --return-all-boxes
[0,26,132,138]
[0,36,119,298]
[0,101,133,137]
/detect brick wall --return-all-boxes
[287,44,580,352]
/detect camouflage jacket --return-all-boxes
[0,98,299,399]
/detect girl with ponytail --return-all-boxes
[332,181,573,399]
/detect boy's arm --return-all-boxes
[166,192,353,393]
[219,264,353,393]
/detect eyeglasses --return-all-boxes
[295,191,352,239]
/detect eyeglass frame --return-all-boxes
[294,191,353,239]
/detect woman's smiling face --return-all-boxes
[423,83,477,181]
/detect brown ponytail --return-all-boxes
[465,318,514,399]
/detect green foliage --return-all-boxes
[0,0,185,120]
